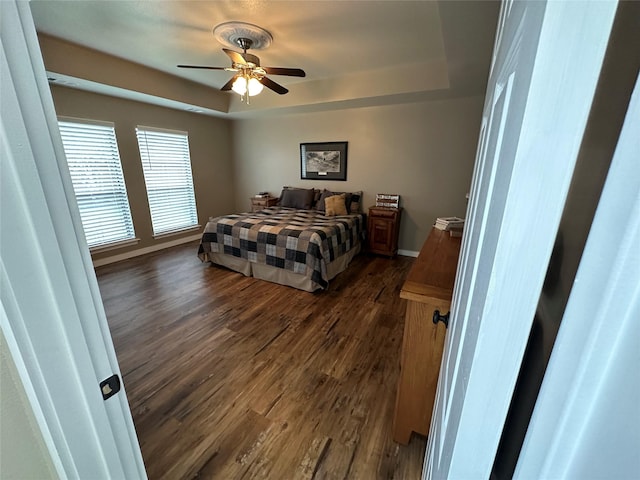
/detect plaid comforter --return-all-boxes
[198,207,365,289]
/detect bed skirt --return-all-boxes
[203,242,361,292]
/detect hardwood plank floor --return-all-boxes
[96,242,426,479]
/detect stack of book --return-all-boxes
[434,216,465,232]
[375,193,400,208]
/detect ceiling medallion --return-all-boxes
[213,21,273,50]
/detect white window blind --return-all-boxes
[58,118,136,249]
[136,127,198,236]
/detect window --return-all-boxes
[135,127,198,236]
[58,118,136,249]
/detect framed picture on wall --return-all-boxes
[300,141,348,181]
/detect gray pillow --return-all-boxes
[317,190,352,213]
[279,188,315,209]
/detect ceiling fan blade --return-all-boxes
[223,48,248,65]
[259,76,289,95]
[263,67,306,77]
[221,74,239,91]
[177,64,227,70]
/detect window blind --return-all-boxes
[136,127,198,235]
[58,119,136,248]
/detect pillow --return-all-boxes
[312,188,322,209]
[315,189,332,212]
[278,187,315,209]
[324,193,348,216]
[348,190,363,214]
[316,189,352,213]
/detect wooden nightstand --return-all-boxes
[250,196,278,212]
[367,206,402,257]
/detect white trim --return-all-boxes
[1,2,146,477]
[136,124,188,136]
[397,249,419,258]
[57,115,115,128]
[515,62,640,480]
[92,233,201,267]
[152,225,201,240]
[424,1,619,478]
[89,238,141,254]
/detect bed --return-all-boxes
[197,188,365,292]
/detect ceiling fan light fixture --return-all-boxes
[247,77,264,96]
[232,74,264,103]
[231,76,247,95]
[179,20,304,103]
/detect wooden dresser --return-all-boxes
[393,228,461,444]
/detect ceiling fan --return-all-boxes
[177,37,306,100]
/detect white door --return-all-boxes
[424,1,619,478]
[514,64,640,480]
[1,1,146,478]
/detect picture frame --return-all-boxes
[300,141,348,181]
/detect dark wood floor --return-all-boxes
[96,242,426,479]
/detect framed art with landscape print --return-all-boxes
[300,141,348,181]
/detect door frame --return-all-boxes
[515,65,640,480]
[424,0,619,477]
[1,1,146,477]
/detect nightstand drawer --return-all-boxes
[250,196,278,212]
[369,208,398,219]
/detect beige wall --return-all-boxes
[49,85,482,256]
[49,86,234,261]
[39,34,230,114]
[232,97,483,252]
[1,331,57,479]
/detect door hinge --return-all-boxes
[99,374,121,400]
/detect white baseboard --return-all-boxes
[92,233,202,267]
[397,249,419,258]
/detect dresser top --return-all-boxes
[400,228,462,302]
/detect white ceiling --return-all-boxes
[30,0,499,118]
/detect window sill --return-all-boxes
[89,238,141,254]
[153,225,201,240]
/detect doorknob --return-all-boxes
[433,310,450,328]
